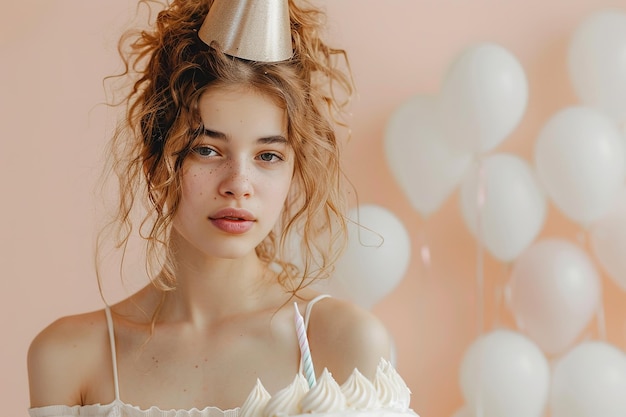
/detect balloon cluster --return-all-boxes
[383,9,626,417]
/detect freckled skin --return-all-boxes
[172,85,294,260]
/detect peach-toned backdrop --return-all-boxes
[3,1,626,416]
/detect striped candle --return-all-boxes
[293,302,316,388]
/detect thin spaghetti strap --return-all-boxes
[297,294,331,376]
[104,306,121,402]
[303,294,331,329]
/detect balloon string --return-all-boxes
[474,160,487,417]
[597,300,607,341]
[417,224,432,279]
[469,159,487,417]
[420,242,431,268]
[476,160,487,337]
[578,227,607,341]
[493,262,512,329]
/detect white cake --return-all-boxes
[239,359,419,417]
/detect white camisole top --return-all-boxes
[28,294,331,417]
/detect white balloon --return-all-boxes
[507,238,602,355]
[385,95,471,217]
[534,106,626,225]
[332,205,411,309]
[551,341,626,417]
[590,188,626,291]
[459,330,550,417]
[439,42,528,154]
[460,153,546,262]
[569,10,626,123]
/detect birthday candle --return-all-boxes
[293,302,316,388]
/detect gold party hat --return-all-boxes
[198,0,293,63]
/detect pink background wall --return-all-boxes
[3,1,626,416]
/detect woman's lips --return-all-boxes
[210,217,254,234]
[209,208,256,234]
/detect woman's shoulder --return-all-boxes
[27,309,111,407]
[306,295,389,338]
[304,294,392,383]
[29,309,110,357]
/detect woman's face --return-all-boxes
[172,84,294,260]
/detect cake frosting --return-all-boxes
[239,358,419,417]
[264,374,310,417]
[341,369,380,410]
[240,379,272,417]
[299,368,348,414]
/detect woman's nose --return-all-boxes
[218,160,253,199]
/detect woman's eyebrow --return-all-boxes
[202,128,287,145]
[202,128,227,140]
[258,135,288,145]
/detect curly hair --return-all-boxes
[98,0,354,300]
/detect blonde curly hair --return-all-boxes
[99,0,354,299]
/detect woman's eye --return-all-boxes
[258,152,283,162]
[193,146,217,157]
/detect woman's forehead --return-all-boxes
[201,79,287,107]
[197,84,288,138]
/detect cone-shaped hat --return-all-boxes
[198,0,292,63]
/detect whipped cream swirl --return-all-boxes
[341,368,381,410]
[374,366,400,408]
[263,374,309,417]
[382,360,412,409]
[240,379,272,417]
[299,368,347,413]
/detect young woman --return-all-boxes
[27,0,394,415]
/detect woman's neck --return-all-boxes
[155,232,286,328]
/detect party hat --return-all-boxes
[198,0,293,63]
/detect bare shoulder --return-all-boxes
[305,296,392,383]
[28,309,110,407]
